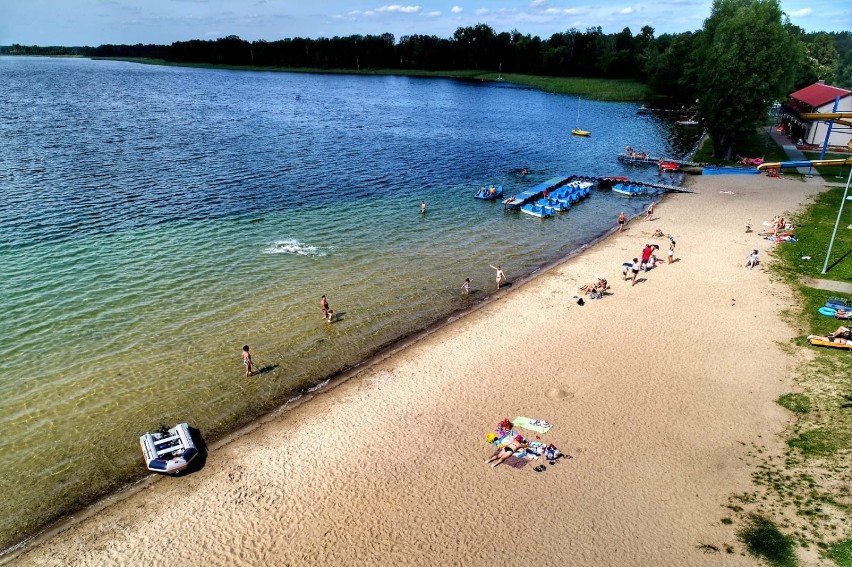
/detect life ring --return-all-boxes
[818,306,837,317]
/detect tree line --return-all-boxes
[2,0,850,157]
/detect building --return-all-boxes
[778,81,852,149]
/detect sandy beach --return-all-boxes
[10,171,827,566]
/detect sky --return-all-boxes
[1,0,849,46]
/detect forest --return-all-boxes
[3,0,850,158]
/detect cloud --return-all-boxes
[544,7,580,15]
[424,10,441,17]
[475,8,489,15]
[790,7,812,16]
[530,0,547,6]
[620,6,634,14]
[451,5,463,13]
[376,4,422,13]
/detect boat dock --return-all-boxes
[502,176,573,210]
[631,180,697,194]
[617,154,701,167]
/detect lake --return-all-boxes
[0,56,698,552]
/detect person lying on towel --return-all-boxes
[808,326,852,345]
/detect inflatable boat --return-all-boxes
[140,422,198,474]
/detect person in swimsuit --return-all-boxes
[321,295,329,319]
[809,326,852,344]
[745,250,759,270]
[618,212,626,232]
[490,265,506,289]
[630,257,640,286]
[242,345,253,377]
[462,278,472,295]
[326,309,336,323]
[667,240,676,264]
[485,435,527,468]
[645,201,655,221]
[420,201,427,214]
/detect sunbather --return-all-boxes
[579,278,608,296]
[486,435,527,468]
[808,326,852,345]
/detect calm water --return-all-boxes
[0,56,697,551]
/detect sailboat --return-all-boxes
[571,96,591,137]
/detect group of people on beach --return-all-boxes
[621,235,675,287]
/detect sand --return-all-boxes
[9,172,828,566]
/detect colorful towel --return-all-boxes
[513,416,553,434]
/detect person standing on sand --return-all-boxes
[490,265,506,289]
[618,211,627,232]
[640,244,653,271]
[667,239,676,264]
[645,202,655,221]
[321,295,329,319]
[242,345,253,377]
[630,258,641,286]
[462,278,472,295]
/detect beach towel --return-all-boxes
[513,417,553,434]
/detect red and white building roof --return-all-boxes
[783,81,852,147]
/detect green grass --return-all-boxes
[692,128,790,165]
[96,58,650,101]
[787,428,847,457]
[772,186,852,284]
[777,393,812,415]
[488,73,649,100]
[825,538,852,566]
[739,514,798,567]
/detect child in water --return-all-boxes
[242,345,253,377]
[326,309,336,323]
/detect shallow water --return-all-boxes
[0,56,698,551]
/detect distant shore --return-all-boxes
[82,57,651,101]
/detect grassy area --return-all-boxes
[96,58,650,101]
[692,128,790,165]
[739,514,797,567]
[772,186,852,286]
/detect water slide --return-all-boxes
[799,111,852,128]
[757,156,852,171]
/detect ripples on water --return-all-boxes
[0,56,698,551]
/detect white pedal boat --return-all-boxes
[140,422,198,474]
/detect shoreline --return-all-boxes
[11,170,824,565]
[0,193,646,562]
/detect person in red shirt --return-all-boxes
[640,244,653,271]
